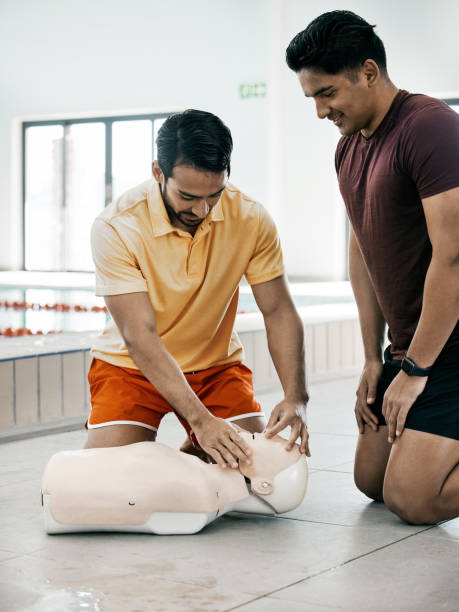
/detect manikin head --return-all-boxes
[152,109,232,232]
[237,431,308,514]
[286,10,391,137]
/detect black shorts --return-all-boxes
[371,345,459,440]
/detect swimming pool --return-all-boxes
[238,291,354,312]
[0,274,355,336]
[0,288,107,335]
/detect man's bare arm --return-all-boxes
[406,186,459,366]
[250,276,310,454]
[349,227,386,432]
[349,228,386,363]
[382,186,459,442]
[104,292,252,467]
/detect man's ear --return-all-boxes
[252,478,273,495]
[361,59,379,87]
[152,161,164,183]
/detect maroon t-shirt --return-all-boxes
[336,90,459,359]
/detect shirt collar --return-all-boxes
[147,181,225,237]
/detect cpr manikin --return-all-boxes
[41,432,308,535]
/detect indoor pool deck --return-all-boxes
[1,376,458,612]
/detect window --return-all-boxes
[23,113,168,272]
[443,98,459,114]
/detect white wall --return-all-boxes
[1,0,458,278]
[0,0,268,270]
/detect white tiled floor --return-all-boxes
[0,376,458,612]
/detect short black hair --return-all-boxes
[156,109,233,179]
[286,10,387,76]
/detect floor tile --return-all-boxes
[0,513,49,555]
[267,529,458,612]
[282,470,424,534]
[230,595,339,611]
[306,377,358,437]
[0,430,87,473]
[321,460,354,473]
[306,433,357,470]
[0,548,22,562]
[0,561,253,612]
[420,517,459,541]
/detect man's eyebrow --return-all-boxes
[306,85,333,98]
[178,187,225,198]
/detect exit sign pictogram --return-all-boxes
[239,82,267,99]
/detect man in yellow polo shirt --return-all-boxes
[86,109,310,468]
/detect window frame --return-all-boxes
[21,112,170,272]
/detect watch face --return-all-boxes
[401,357,415,376]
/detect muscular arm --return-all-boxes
[382,186,459,443]
[349,227,386,363]
[349,227,386,432]
[406,186,459,366]
[251,276,310,454]
[104,292,251,466]
[251,276,308,402]
[106,293,208,426]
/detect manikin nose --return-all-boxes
[192,200,210,218]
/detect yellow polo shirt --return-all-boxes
[90,179,284,371]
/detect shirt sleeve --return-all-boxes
[91,218,148,296]
[400,102,459,199]
[244,204,285,285]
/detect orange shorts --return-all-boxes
[87,358,264,441]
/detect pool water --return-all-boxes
[0,288,354,335]
[237,293,354,312]
[0,289,107,335]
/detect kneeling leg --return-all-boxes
[383,429,459,524]
[354,426,392,502]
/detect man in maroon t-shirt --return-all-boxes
[286,10,459,524]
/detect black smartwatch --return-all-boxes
[400,356,433,377]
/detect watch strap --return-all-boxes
[400,356,433,377]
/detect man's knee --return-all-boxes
[353,429,391,502]
[85,424,157,449]
[383,477,437,525]
[233,415,266,433]
[354,465,384,502]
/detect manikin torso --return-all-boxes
[41,432,308,534]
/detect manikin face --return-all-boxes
[152,161,227,233]
[298,65,378,137]
[238,431,301,495]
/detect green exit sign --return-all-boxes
[239,82,267,99]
